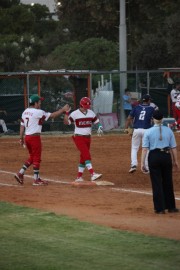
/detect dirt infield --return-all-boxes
[0,134,180,240]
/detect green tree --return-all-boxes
[0,0,180,71]
[57,0,180,69]
[0,3,60,71]
[126,0,180,68]
[0,0,20,8]
[57,0,119,41]
[0,36,21,71]
[46,38,118,70]
[30,3,50,20]
[0,34,43,71]
[133,9,180,69]
[164,13,180,66]
[134,34,169,69]
[0,5,35,35]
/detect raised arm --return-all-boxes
[50,104,70,119]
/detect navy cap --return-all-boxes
[142,94,152,102]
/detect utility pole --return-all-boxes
[119,0,127,128]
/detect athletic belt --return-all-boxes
[151,147,170,153]
[74,134,91,137]
[27,133,41,136]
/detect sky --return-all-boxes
[20,0,56,13]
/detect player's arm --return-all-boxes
[141,147,148,172]
[50,104,70,119]
[124,115,134,135]
[127,95,131,103]
[141,130,150,172]
[64,111,70,125]
[93,117,103,136]
[170,148,179,169]
[124,115,133,129]
[64,108,74,125]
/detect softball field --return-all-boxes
[0,133,180,240]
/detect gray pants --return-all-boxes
[0,119,8,132]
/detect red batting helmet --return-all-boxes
[80,97,91,109]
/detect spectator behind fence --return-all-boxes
[123,88,132,117]
[0,108,8,134]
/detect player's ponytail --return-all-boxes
[153,111,164,141]
[159,124,162,141]
[153,119,163,140]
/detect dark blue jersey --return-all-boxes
[130,104,154,129]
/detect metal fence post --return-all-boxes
[27,73,29,107]
[147,71,150,94]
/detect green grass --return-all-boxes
[0,201,179,270]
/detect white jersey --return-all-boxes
[21,108,51,135]
[68,109,99,135]
[170,89,180,103]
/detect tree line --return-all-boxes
[0,0,179,72]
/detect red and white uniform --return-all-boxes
[21,108,51,169]
[68,109,99,163]
[170,88,180,119]
[68,109,99,135]
[171,89,180,103]
[21,108,51,135]
[174,101,180,130]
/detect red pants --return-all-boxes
[172,103,178,120]
[72,136,91,164]
[25,135,42,168]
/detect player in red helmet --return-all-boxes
[79,97,91,109]
[64,96,103,182]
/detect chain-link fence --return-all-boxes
[0,69,179,134]
[91,70,179,126]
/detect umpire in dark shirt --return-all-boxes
[141,110,179,214]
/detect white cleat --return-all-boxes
[91,173,102,181]
[75,177,84,182]
[129,166,137,173]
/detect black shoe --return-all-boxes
[168,208,179,213]
[155,210,165,214]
